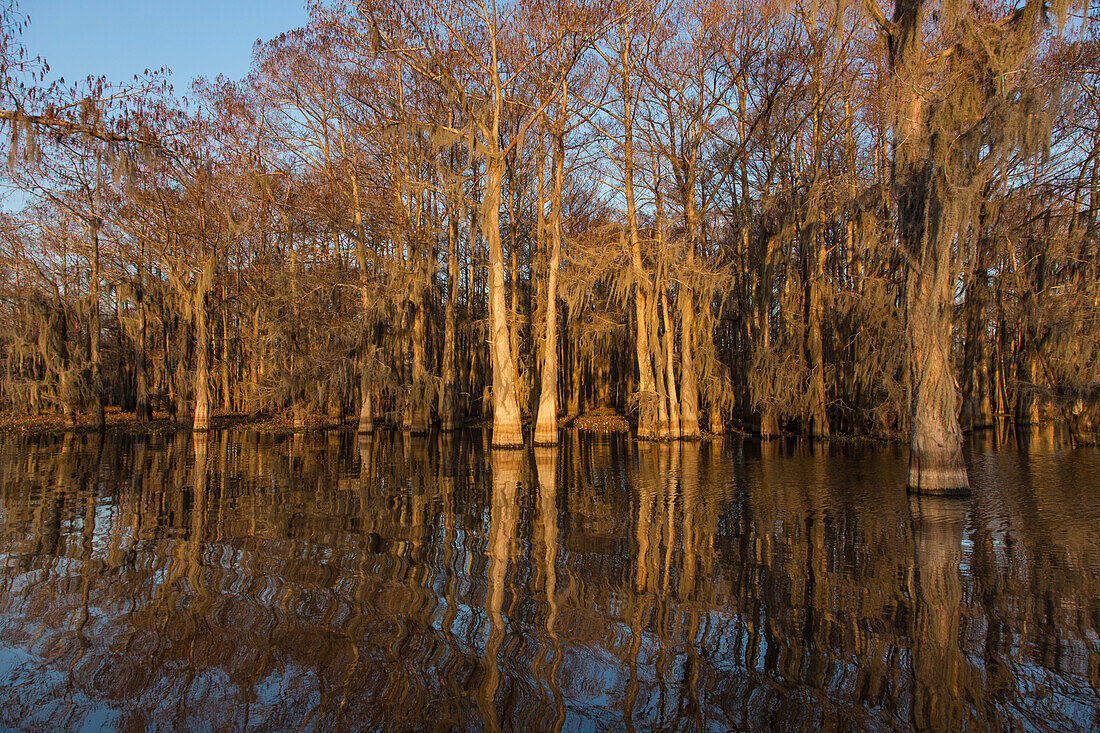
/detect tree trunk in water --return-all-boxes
[534,124,565,446]
[991,296,1007,419]
[678,196,700,439]
[960,271,983,432]
[193,285,211,432]
[620,56,657,440]
[441,214,459,432]
[652,318,670,438]
[220,281,231,413]
[55,306,77,426]
[174,358,190,422]
[806,249,829,438]
[633,277,658,439]
[905,258,969,494]
[533,274,559,444]
[358,365,373,434]
[485,155,524,447]
[661,290,681,439]
[755,234,779,439]
[962,208,993,431]
[249,304,262,417]
[709,403,724,434]
[760,405,779,439]
[507,162,524,420]
[567,329,580,417]
[88,219,104,430]
[135,273,151,421]
[679,288,700,438]
[1014,348,1038,426]
[410,296,429,435]
[891,0,968,495]
[805,35,829,440]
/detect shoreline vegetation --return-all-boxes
[0,406,978,445]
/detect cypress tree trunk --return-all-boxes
[661,289,681,439]
[805,21,829,440]
[1014,349,1038,426]
[220,279,231,412]
[507,155,524,420]
[679,195,700,439]
[441,212,459,432]
[960,262,986,431]
[135,279,151,421]
[55,306,77,427]
[652,310,670,438]
[193,285,211,432]
[534,117,565,446]
[678,286,700,438]
[410,295,429,435]
[755,231,779,439]
[173,332,190,422]
[350,155,374,435]
[806,247,829,438]
[533,263,559,444]
[620,50,658,440]
[88,218,105,430]
[905,261,968,493]
[485,154,524,447]
[358,364,374,434]
[249,304,262,418]
[890,0,969,495]
[709,402,724,434]
[567,329,581,417]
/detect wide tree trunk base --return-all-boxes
[680,417,701,440]
[491,419,524,448]
[758,408,779,440]
[533,421,559,446]
[358,396,373,434]
[907,447,971,497]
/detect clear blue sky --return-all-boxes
[22,0,310,88]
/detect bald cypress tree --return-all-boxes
[866,0,1077,494]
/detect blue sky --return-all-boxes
[22,0,309,89]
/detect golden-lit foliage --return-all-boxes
[0,0,1096,451]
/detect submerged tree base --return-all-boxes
[907,448,971,497]
[490,419,525,448]
[532,424,560,446]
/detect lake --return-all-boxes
[0,428,1097,730]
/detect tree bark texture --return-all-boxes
[891,0,969,495]
[485,155,524,447]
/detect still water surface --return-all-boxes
[0,428,1097,731]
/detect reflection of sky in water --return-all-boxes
[0,429,1095,730]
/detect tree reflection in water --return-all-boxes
[0,430,1096,730]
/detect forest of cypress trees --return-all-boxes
[1,0,1099,494]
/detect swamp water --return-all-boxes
[0,428,1097,731]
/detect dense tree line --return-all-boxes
[0,0,1098,492]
